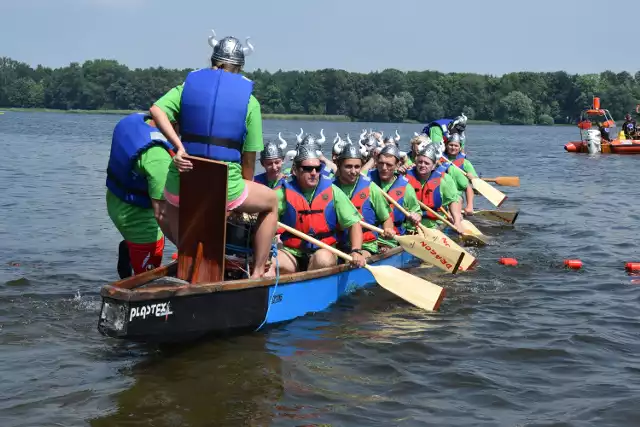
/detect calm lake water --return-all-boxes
[1,112,640,426]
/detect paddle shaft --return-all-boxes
[440,156,507,206]
[379,190,430,234]
[482,176,520,186]
[418,200,465,235]
[278,222,356,263]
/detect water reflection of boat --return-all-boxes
[88,335,284,427]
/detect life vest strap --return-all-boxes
[181,134,243,151]
[106,168,149,196]
[298,209,324,215]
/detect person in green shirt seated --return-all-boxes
[272,144,367,274]
[148,30,277,279]
[367,145,422,249]
[254,133,288,190]
[405,143,463,230]
[105,114,175,278]
[443,133,477,215]
[332,142,396,257]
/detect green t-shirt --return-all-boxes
[333,177,391,254]
[276,183,361,258]
[446,163,470,195]
[376,176,422,247]
[429,126,444,143]
[154,80,264,202]
[106,145,172,243]
[419,173,459,228]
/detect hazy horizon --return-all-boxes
[1,0,638,76]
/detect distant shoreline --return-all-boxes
[0,108,567,126]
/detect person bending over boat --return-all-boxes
[149,30,277,279]
[333,142,396,258]
[105,113,176,278]
[443,133,476,215]
[368,145,422,245]
[271,144,367,273]
[405,143,463,230]
[254,134,287,190]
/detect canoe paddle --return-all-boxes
[417,200,488,246]
[472,209,520,225]
[277,222,446,312]
[481,176,520,187]
[378,190,477,271]
[358,221,465,274]
[440,157,507,207]
[438,207,488,241]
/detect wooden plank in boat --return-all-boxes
[108,261,178,291]
[178,156,228,284]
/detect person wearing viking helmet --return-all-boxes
[149,29,278,279]
[368,145,422,246]
[271,143,367,273]
[404,143,463,230]
[332,142,396,258]
[443,133,477,215]
[254,132,287,189]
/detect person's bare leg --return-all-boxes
[235,180,278,279]
[266,249,298,276]
[307,249,337,271]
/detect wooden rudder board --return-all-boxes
[178,156,228,284]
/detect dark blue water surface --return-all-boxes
[1,112,639,426]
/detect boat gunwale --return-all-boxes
[100,246,405,302]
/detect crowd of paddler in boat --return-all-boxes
[104,29,508,283]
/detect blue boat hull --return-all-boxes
[98,247,420,343]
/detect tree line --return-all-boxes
[1,56,639,125]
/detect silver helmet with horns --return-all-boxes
[208,29,254,67]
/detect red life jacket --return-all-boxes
[337,175,378,243]
[405,169,442,220]
[369,170,409,235]
[280,176,338,252]
[450,152,466,169]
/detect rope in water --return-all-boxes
[255,242,279,332]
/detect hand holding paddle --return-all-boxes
[277,222,445,311]
[359,221,465,274]
[378,190,477,271]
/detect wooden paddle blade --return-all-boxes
[178,156,228,284]
[396,235,464,274]
[366,265,446,311]
[461,219,486,238]
[484,176,520,187]
[473,210,519,225]
[419,226,477,271]
[471,177,507,207]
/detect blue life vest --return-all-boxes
[320,161,333,178]
[254,172,285,189]
[179,68,253,163]
[422,118,453,140]
[106,113,173,209]
[370,170,409,235]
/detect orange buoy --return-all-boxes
[171,252,178,260]
[564,259,582,269]
[625,262,640,272]
[499,257,518,266]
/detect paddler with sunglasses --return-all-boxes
[367,145,423,248]
[254,133,288,190]
[405,142,464,230]
[332,141,396,258]
[270,142,367,273]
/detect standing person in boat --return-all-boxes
[405,143,463,230]
[622,114,637,139]
[333,142,396,258]
[271,143,367,274]
[148,30,277,279]
[368,145,422,243]
[105,113,176,278]
[254,133,287,190]
[442,133,476,216]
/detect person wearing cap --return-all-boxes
[442,133,477,215]
[105,114,176,278]
[271,143,367,273]
[405,143,463,230]
[149,29,277,279]
[254,133,288,190]
[332,142,396,257]
[368,144,422,242]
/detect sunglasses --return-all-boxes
[299,165,322,173]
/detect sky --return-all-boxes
[0,0,638,76]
